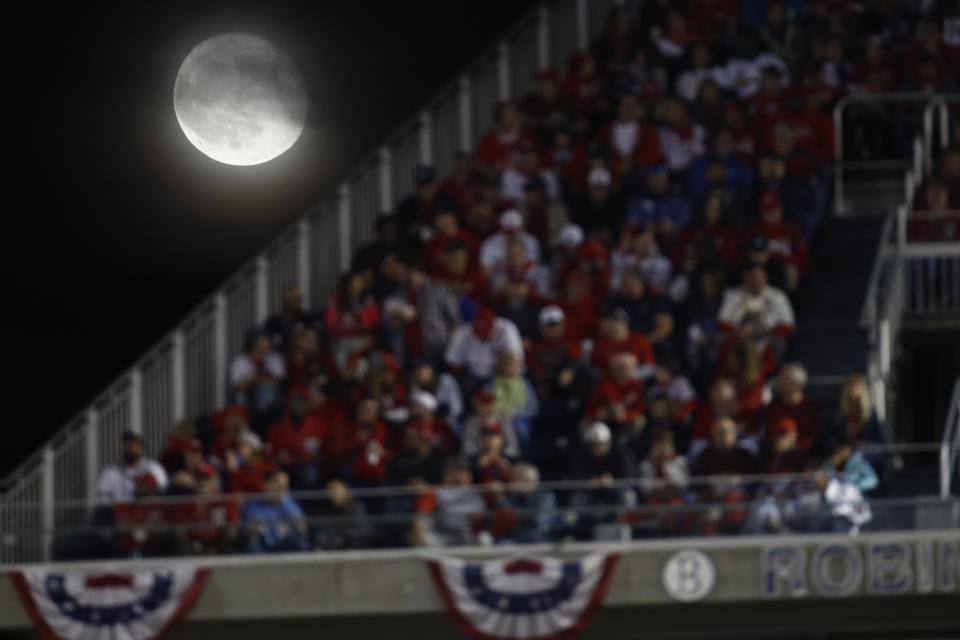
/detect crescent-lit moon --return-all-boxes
[174,33,307,166]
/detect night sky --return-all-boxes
[5,0,537,473]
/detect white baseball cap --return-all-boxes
[538,305,565,326]
[588,167,612,188]
[584,422,612,444]
[410,390,438,413]
[500,209,524,230]
[558,223,584,248]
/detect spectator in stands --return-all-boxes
[737,234,790,293]
[675,42,724,103]
[403,267,462,367]
[587,351,648,446]
[671,189,739,266]
[691,417,757,477]
[267,387,325,490]
[605,266,673,345]
[497,463,558,543]
[657,97,705,175]
[476,101,533,172]
[572,422,634,515]
[230,330,286,435]
[491,351,539,452]
[745,189,808,290]
[444,308,524,393]
[471,421,513,486]
[763,363,822,452]
[718,263,795,362]
[909,180,960,242]
[423,205,480,275]
[520,69,566,146]
[597,93,662,182]
[761,417,808,475]
[589,306,655,375]
[715,334,774,438]
[224,431,275,494]
[352,215,400,273]
[263,284,314,353]
[688,129,755,203]
[174,463,241,555]
[396,165,442,245]
[408,360,464,428]
[480,209,541,277]
[823,374,886,468]
[492,275,542,341]
[433,457,486,546]
[243,470,309,553]
[823,437,879,494]
[462,389,520,459]
[324,271,381,374]
[96,431,169,502]
[284,326,326,390]
[160,420,201,473]
[624,164,692,236]
[312,479,369,551]
[569,167,625,241]
[638,428,689,498]
[388,420,447,486]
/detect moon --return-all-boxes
[174,33,307,166]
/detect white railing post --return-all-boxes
[255,256,269,323]
[85,408,99,503]
[213,293,227,408]
[129,368,143,436]
[41,446,54,563]
[537,5,550,70]
[459,76,472,151]
[379,147,393,213]
[575,0,588,51]
[497,41,511,101]
[171,331,185,423]
[297,219,312,308]
[833,98,846,216]
[418,112,433,166]
[338,184,352,272]
[896,204,907,249]
[913,136,924,180]
[879,319,891,378]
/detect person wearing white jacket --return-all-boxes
[718,263,795,344]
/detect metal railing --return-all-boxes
[0,0,629,561]
[832,93,956,217]
[941,379,960,498]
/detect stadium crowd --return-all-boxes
[77,0,959,558]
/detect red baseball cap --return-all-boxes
[761,189,782,212]
[473,308,497,339]
[480,420,504,435]
[195,463,218,479]
[771,417,798,436]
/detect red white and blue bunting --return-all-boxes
[427,553,620,640]
[10,566,210,640]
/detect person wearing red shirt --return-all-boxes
[761,416,808,475]
[475,101,534,172]
[344,397,390,486]
[439,151,485,213]
[590,306,655,374]
[432,239,488,306]
[557,271,600,345]
[267,388,326,490]
[113,473,174,557]
[527,305,582,397]
[173,464,241,555]
[596,93,663,183]
[560,52,606,122]
[587,352,647,438]
[423,205,481,275]
[715,334,776,429]
[160,421,201,473]
[671,189,739,265]
[324,270,382,375]
[761,363,822,451]
[744,189,808,289]
[691,378,756,447]
[225,432,276,494]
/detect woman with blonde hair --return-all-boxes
[826,374,886,469]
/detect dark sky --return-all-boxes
[4,0,537,473]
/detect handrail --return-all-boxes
[0,1,557,492]
[832,92,953,217]
[940,378,960,498]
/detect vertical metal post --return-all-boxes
[85,408,99,504]
[129,368,143,436]
[537,5,550,70]
[458,76,472,151]
[213,293,227,408]
[879,319,891,378]
[338,184,352,272]
[418,112,433,166]
[497,42,511,101]
[297,219,312,308]
[833,100,845,216]
[896,204,907,249]
[41,446,54,563]
[255,256,269,323]
[171,330,185,423]
[913,136,924,181]
[379,147,393,213]
[923,104,934,176]
[575,0,588,51]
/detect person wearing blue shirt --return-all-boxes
[823,438,879,494]
[243,470,309,552]
[688,129,755,202]
[624,165,692,234]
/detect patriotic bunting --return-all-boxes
[10,566,209,640]
[427,552,620,640]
